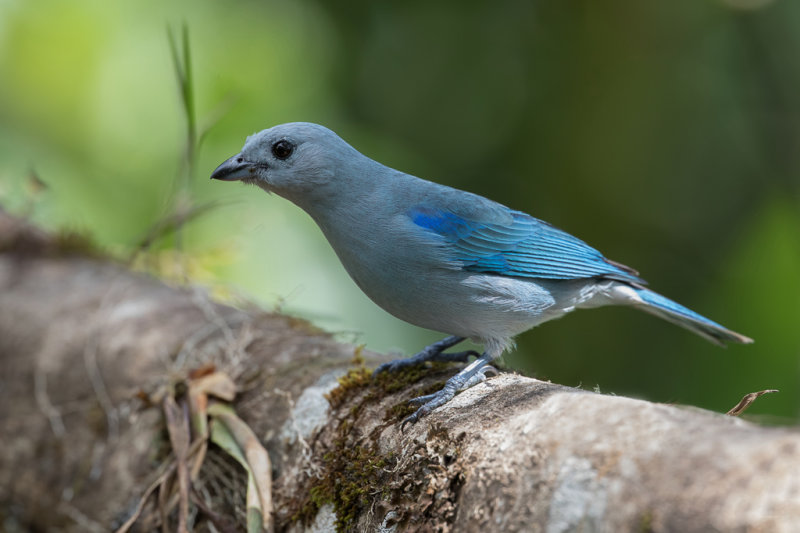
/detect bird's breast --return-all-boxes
[313,211,561,339]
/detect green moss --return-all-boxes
[325,365,372,409]
[293,430,397,530]
[639,509,654,533]
[324,346,445,406]
[294,356,460,531]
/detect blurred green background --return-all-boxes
[1,0,798,420]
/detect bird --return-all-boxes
[211,122,752,426]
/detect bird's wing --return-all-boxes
[407,205,645,283]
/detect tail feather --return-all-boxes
[634,288,753,346]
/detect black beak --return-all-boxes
[210,154,258,181]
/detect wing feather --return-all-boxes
[408,205,644,283]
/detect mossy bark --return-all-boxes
[1,211,799,533]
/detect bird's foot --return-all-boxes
[400,355,496,430]
[373,336,476,376]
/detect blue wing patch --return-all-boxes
[408,205,644,283]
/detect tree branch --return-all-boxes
[0,211,797,532]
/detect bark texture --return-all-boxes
[1,211,798,533]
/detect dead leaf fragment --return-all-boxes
[726,389,778,417]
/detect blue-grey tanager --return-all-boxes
[211,122,752,425]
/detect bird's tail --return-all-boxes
[633,288,753,346]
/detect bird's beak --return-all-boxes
[210,154,257,181]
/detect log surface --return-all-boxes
[0,212,797,533]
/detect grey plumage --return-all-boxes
[212,122,752,425]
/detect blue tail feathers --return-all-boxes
[634,288,753,346]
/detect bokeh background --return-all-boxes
[1,0,798,420]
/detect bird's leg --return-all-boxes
[372,336,479,375]
[401,352,496,430]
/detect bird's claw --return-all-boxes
[407,392,438,406]
[400,394,447,432]
[372,357,417,376]
[400,365,498,430]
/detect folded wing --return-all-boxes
[408,205,644,284]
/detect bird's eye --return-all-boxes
[271,140,295,160]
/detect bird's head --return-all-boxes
[211,122,363,203]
